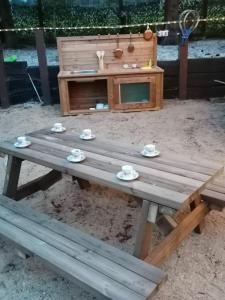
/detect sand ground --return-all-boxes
[0,99,225,300]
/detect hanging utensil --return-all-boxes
[96,51,105,71]
[114,33,123,59]
[127,32,134,53]
[144,23,153,41]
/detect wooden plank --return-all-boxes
[189,196,203,234]
[35,129,220,176]
[15,170,62,200]
[26,135,201,193]
[35,29,52,105]
[3,155,22,199]
[201,189,225,208]
[179,43,188,100]
[0,218,150,300]
[0,194,164,285]
[145,202,209,266]
[156,215,177,236]
[31,130,215,180]
[133,200,152,260]
[0,39,10,108]
[0,204,155,298]
[0,141,188,209]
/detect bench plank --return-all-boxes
[0,218,147,300]
[0,204,155,297]
[0,195,164,285]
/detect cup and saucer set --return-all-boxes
[141,144,160,158]
[51,123,66,133]
[14,136,31,148]
[116,165,139,181]
[67,148,86,163]
[80,129,95,140]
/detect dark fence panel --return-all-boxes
[1,58,225,106]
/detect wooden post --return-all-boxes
[35,29,52,105]
[0,39,10,108]
[179,42,188,100]
[3,155,22,199]
[133,200,152,260]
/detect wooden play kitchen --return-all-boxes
[57,33,164,115]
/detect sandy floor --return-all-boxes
[0,99,225,300]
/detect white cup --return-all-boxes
[17,136,27,145]
[144,144,156,153]
[122,165,134,177]
[132,64,137,68]
[71,149,82,158]
[54,123,63,130]
[82,129,92,138]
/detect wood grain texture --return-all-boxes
[3,155,22,199]
[57,34,164,114]
[0,195,165,299]
[145,202,209,266]
[0,194,164,285]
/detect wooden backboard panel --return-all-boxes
[57,34,157,71]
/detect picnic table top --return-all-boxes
[0,128,223,210]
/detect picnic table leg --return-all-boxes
[133,200,158,260]
[3,155,22,199]
[190,196,204,234]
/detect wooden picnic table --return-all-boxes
[0,128,223,266]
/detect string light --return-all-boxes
[0,16,224,32]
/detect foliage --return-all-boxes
[10,0,225,44]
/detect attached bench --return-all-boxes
[201,180,225,210]
[0,195,165,300]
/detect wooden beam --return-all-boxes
[145,202,208,266]
[190,196,203,234]
[35,29,52,105]
[133,200,152,260]
[3,155,22,199]
[179,42,188,100]
[156,214,177,236]
[0,38,10,108]
[15,170,62,200]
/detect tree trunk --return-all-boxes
[0,0,16,47]
[162,0,179,45]
[37,0,44,28]
[200,0,208,37]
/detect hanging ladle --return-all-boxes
[114,33,123,59]
[127,32,134,53]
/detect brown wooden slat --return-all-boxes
[0,218,148,300]
[201,189,225,207]
[145,202,209,266]
[0,194,165,285]
[0,204,154,298]
[0,141,188,209]
[30,130,216,180]
[27,135,198,195]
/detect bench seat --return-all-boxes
[201,181,225,209]
[0,195,165,300]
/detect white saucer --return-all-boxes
[141,150,160,158]
[67,154,86,163]
[80,134,96,140]
[116,171,139,181]
[51,127,66,133]
[14,141,31,148]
